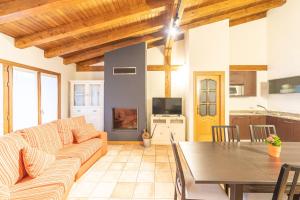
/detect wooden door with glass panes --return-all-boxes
[194,73,224,142]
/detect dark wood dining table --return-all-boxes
[179,142,300,200]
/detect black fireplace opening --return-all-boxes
[112,108,138,130]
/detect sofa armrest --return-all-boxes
[98,131,107,142]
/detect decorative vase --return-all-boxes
[142,129,151,148]
[143,138,151,148]
[268,144,281,157]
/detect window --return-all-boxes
[0,64,3,135]
[13,67,38,130]
[199,79,217,116]
[41,73,58,123]
[0,59,61,133]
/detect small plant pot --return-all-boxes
[143,138,151,148]
[268,144,281,158]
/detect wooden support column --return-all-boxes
[164,55,172,97]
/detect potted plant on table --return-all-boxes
[265,134,282,157]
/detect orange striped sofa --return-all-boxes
[0,116,107,200]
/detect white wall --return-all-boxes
[229,18,268,111]
[0,33,75,118]
[185,20,230,141]
[267,0,300,114]
[74,71,104,80]
[146,40,186,130]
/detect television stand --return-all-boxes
[150,115,186,145]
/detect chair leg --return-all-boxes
[293,194,300,200]
[225,184,229,195]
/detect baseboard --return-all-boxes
[108,141,143,145]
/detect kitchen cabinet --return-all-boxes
[230,115,251,139]
[268,116,300,142]
[231,115,300,142]
[230,71,257,96]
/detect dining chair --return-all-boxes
[170,134,229,200]
[273,163,300,200]
[212,125,240,142]
[245,164,299,200]
[249,125,277,142]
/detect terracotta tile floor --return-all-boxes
[68,144,176,200]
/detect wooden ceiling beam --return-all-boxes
[15,0,170,48]
[147,39,165,49]
[45,15,166,58]
[76,65,104,72]
[77,56,104,67]
[181,0,286,30]
[147,65,182,71]
[64,32,164,65]
[230,65,268,71]
[229,11,267,26]
[182,0,266,23]
[0,0,82,25]
[76,64,182,72]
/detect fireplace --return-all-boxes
[112,108,138,130]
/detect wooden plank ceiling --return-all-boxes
[0,0,286,68]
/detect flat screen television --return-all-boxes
[152,98,182,115]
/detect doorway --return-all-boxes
[193,71,225,142]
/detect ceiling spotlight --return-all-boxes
[169,26,179,38]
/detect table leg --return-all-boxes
[229,184,243,200]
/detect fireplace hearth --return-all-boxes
[113,108,137,130]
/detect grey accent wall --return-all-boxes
[104,43,146,141]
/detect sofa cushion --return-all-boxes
[11,184,64,200]
[19,122,62,154]
[11,158,80,194]
[0,183,10,200]
[72,123,100,143]
[22,146,56,178]
[56,138,102,164]
[57,116,86,145]
[0,133,28,186]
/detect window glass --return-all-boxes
[0,64,3,135]
[13,67,38,130]
[74,84,85,106]
[41,74,58,123]
[90,84,101,106]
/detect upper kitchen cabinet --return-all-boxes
[230,71,257,97]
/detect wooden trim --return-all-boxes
[0,59,60,75]
[165,66,171,97]
[108,141,143,145]
[230,65,268,71]
[37,72,41,124]
[3,65,12,134]
[0,59,62,132]
[230,12,267,27]
[57,74,61,119]
[193,71,225,141]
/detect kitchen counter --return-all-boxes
[230,110,300,121]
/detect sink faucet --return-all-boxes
[257,105,269,113]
